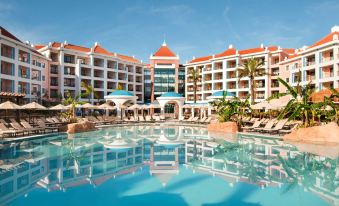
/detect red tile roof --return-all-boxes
[0,26,22,43]
[238,47,265,55]
[117,54,140,63]
[64,44,91,52]
[46,42,141,63]
[309,31,339,48]
[153,44,176,57]
[189,55,212,63]
[93,45,113,56]
[215,48,237,58]
[34,44,45,50]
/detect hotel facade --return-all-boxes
[185,26,339,104]
[144,42,185,103]
[0,27,49,103]
[36,42,144,104]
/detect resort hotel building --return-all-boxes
[0,27,49,104]
[35,42,144,104]
[185,26,339,104]
[144,41,185,103]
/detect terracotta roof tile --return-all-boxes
[238,47,265,55]
[215,48,237,58]
[34,44,45,50]
[0,26,22,43]
[117,54,140,63]
[189,55,212,63]
[93,45,113,56]
[64,44,91,52]
[153,44,176,57]
[310,32,339,48]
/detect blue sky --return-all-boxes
[1,0,339,63]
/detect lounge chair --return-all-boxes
[191,117,199,122]
[10,122,39,135]
[36,120,59,133]
[279,123,299,135]
[138,116,145,122]
[261,119,289,134]
[241,119,264,131]
[145,116,152,122]
[160,115,166,121]
[203,117,212,124]
[154,116,161,121]
[0,123,24,137]
[198,117,207,124]
[178,116,185,122]
[253,119,277,132]
[184,117,193,122]
[20,120,46,134]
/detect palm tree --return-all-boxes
[190,68,200,103]
[116,83,124,90]
[81,81,94,103]
[276,76,319,127]
[238,58,266,104]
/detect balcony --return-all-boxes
[1,61,14,76]
[50,53,58,62]
[64,79,75,87]
[50,77,58,86]
[1,44,15,59]
[94,58,104,67]
[50,65,58,74]
[94,70,104,78]
[18,50,30,63]
[306,75,316,81]
[1,79,14,92]
[64,67,75,75]
[18,66,30,79]
[107,61,117,69]
[64,55,75,64]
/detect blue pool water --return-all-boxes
[0,124,337,206]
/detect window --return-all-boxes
[286,65,289,71]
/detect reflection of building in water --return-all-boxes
[0,127,338,206]
[185,136,339,206]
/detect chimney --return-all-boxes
[90,47,94,53]
[228,44,233,49]
[94,42,99,47]
[25,40,30,45]
[236,50,239,55]
[212,54,215,58]
[278,46,281,50]
[333,34,338,40]
[48,42,52,47]
[64,40,67,45]
[302,45,308,51]
[260,43,264,48]
[132,55,135,59]
[192,56,196,60]
[331,25,339,33]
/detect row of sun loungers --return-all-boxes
[241,117,298,135]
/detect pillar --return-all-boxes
[179,105,183,119]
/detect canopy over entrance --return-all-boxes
[156,92,185,119]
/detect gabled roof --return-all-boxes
[117,54,141,63]
[215,48,237,58]
[64,43,91,52]
[39,41,142,64]
[153,43,176,57]
[309,31,339,48]
[189,55,212,63]
[93,45,113,56]
[0,26,22,43]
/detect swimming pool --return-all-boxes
[0,124,337,206]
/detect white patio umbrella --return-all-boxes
[269,95,292,110]
[81,103,97,109]
[97,103,116,110]
[251,101,274,110]
[21,102,47,110]
[49,104,68,110]
[0,101,22,120]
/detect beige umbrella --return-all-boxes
[49,104,68,110]
[81,103,97,109]
[251,101,273,110]
[66,104,82,109]
[0,101,22,121]
[269,95,292,110]
[0,101,22,110]
[97,103,116,110]
[21,102,47,110]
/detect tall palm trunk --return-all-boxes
[193,79,197,103]
[250,77,255,105]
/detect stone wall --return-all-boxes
[207,122,238,134]
[67,121,96,134]
[283,122,339,144]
